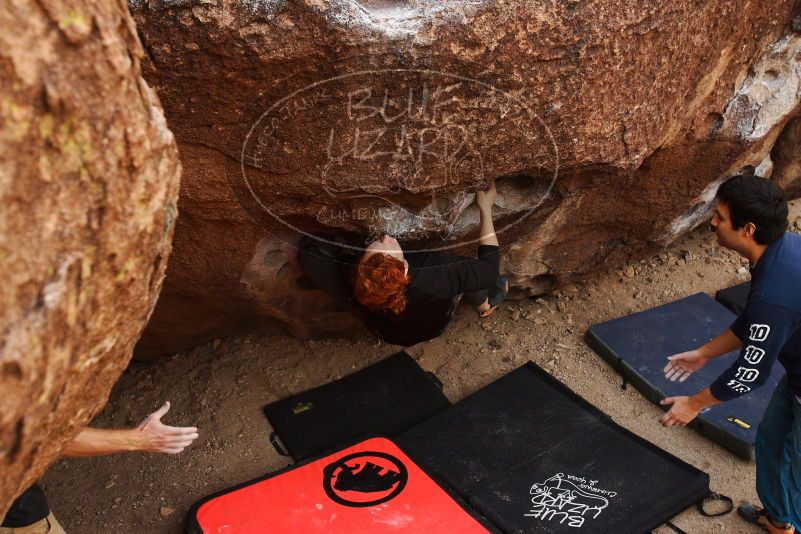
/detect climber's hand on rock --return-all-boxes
[475,179,497,213]
[135,401,199,454]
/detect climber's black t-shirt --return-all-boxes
[1,484,50,528]
[365,245,500,346]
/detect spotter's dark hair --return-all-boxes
[715,174,788,245]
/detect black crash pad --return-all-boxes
[715,281,750,316]
[586,292,783,460]
[264,351,451,460]
[397,363,710,534]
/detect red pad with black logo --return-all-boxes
[186,437,493,533]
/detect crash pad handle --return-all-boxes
[619,359,628,390]
[269,431,290,457]
[661,520,688,534]
[697,491,734,517]
[426,371,444,390]
[656,492,733,533]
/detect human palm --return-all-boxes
[663,350,707,382]
[136,401,198,454]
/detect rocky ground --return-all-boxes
[41,200,801,533]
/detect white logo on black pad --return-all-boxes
[525,473,615,528]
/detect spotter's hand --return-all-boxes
[663,350,707,382]
[136,401,199,454]
[659,396,700,427]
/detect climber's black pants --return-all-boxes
[460,288,490,307]
[297,235,363,316]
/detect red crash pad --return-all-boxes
[188,437,491,533]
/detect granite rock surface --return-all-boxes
[0,0,181,514]
[131,0,801,357]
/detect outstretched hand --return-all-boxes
[663,350,707,382]
[136,401,199,454]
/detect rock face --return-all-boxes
[0,0,180,515]
[131,0,801,357]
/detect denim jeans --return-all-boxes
[755,374,801,528]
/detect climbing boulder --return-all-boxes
[0,0,180,514]
[130,0,801,357]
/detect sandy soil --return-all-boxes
[41,200,801,534]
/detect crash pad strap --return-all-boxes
[698,492,734,517]
[662,520,688,534]
[657,493,733,534]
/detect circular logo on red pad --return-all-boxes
[322,451,408,507]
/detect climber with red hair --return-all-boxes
[298,180,507,346]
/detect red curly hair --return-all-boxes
[353,253,410,315]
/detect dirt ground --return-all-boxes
[42,200,801,534]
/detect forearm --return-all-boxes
[62,427,141,457]
[709,302,799,401]
[687,387,721,412]
[478,207,498,247]
[697,329,742,360]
